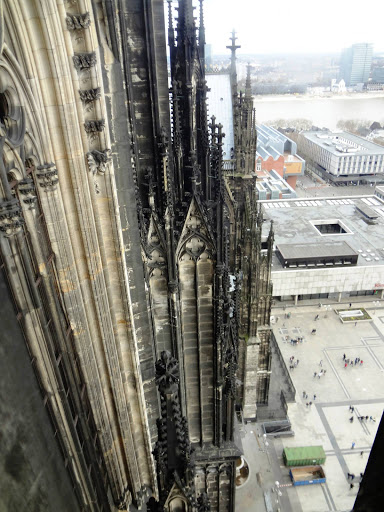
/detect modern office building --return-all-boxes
[339,43,373,86]
[256,125,305,189]
[298,130,384,184]
[260,193,384,303]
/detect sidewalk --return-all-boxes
[235,422,295,512]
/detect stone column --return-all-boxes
[242,336,259,420]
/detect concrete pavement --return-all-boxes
[235,298,384,512]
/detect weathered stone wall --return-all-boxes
[194,461,235,512]
[0,272,81,512]
[0,1,164,508]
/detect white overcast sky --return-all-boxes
[197,0,384,55]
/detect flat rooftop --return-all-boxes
[277,241,357,260]
[206,73,234,159]
[261,195,384,270]
[302,130,384,156]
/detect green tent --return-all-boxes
[283,446,326,467]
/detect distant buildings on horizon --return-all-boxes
[339,43,373,86]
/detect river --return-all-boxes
[253,93,384,129]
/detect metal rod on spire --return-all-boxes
[167,0,175,48]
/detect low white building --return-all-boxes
[298,130,384,184]
[261,193,384,303]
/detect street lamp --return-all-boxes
[262,433,271,465]
[373,300,380,314]
[272,480,282,509]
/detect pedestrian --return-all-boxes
[360,451,364,457]
[306,402,309,407]
[323,369,327,375]
[365,416,368,421]
[351,406,354,412]
[351,474,355,480]
[351,442,355,449]
[313,394,317,400]
[319,360,323,367]
[360,360,364,365]
[350,361,354,366]
[343,353,346,360]
[360,473,364,479]
[296,359,300,365]
[355,358,358,365]
[315,314,319,321]
[350,416,354,423]
[303,391,306,398]
[349,405,352,411]
[350,483,354,490]
[314,372,317,378]
[305,394,308,399]
[355,322,357,326]
[349,303,352,308]
[347,472,352,479]
[276,317,279,323]
[309,401,312,406]
[344,363,348,368]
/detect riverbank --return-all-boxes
[253,94,384,129]
[253,91,384,103]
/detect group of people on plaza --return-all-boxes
[288,355,299,370]
[302,390,318,408]
[313,359,327,379]
[348,405,376,423]
[343,353,364,369]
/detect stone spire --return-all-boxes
[175,0,197,47]
[226,29,241,80]
[245,63,252,100]
[198,0,205,48]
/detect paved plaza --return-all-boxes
[236,299,384,512]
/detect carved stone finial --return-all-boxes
[86,149,111,175]
[18,178,37,209]
[66,12,91,30]
[73,52,96,71]
[36,162,59,190]
[155,351,179,395]
[0,199,25,237]
[79,88,101,104]
[84,119,105,134]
